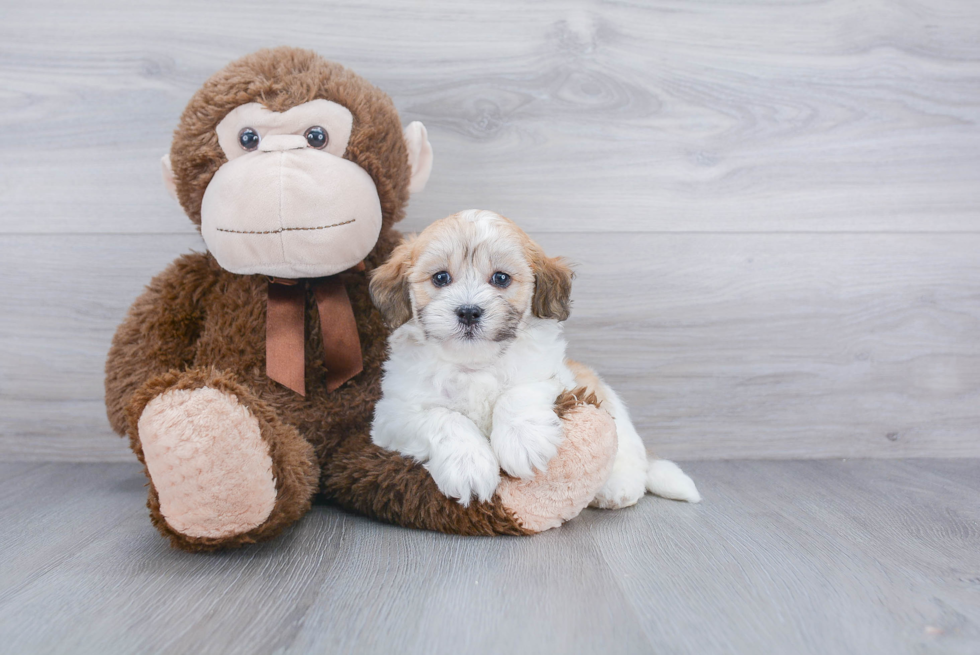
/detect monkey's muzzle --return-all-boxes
[200,138,383,278]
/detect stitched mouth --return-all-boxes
[216,219,355,235]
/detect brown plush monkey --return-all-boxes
[104,47,618,552]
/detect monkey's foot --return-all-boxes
[132,370,319,551]
[140,387,277,539]
[497,404,617,533]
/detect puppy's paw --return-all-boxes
[491,407,564,479]
[425,437,501,507]
[590,459,648,509]
[646,459,701,503]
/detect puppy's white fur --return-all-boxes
[370,210,700,508]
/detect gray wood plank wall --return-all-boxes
[1,0,978,461]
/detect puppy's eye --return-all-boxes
[238,128,260,151]
[490,272,511,288]
[304,126,328,149]
[432,271,452,287]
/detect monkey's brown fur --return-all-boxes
[105,48,605,551]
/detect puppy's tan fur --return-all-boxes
[371,213,573,330]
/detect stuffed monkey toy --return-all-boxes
[104,47,618,552]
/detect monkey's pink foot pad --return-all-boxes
[498,404,618,532]
[138,387,278,539]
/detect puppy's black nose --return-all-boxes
[455,305,482,326]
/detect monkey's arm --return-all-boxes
[320,391,618,536]
[320,428,530,536]
[104,252,216,435]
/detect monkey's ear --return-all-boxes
[529,246,574,322]
[369,238,415,328]
[161,154,178,201]
[403,122,433,194]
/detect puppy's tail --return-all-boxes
[646,459,701,503]
[567,358,702,504]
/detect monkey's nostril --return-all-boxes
[455,305,482,326]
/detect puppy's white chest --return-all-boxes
[439,367,503,437]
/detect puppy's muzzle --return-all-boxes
[455,305,483,327]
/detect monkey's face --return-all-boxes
[200,100,380,278]
[164,49,433,278]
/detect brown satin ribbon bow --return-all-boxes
[266,264,364,396]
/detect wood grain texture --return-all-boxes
[1,0,979,460]
[0,0,978,234]
[0,460,977,654]
[2,231,978,461]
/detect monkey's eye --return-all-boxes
[238,128,260,151]
[304,126,328,149]
[490,272,511,288]
[432,271,452,288]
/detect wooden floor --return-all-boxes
[1,459,977,655]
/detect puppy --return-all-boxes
[369,210,700,508]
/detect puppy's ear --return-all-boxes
[529,244,574,321]
[370,238,414,328]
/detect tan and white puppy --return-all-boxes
[369,210,700,508]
